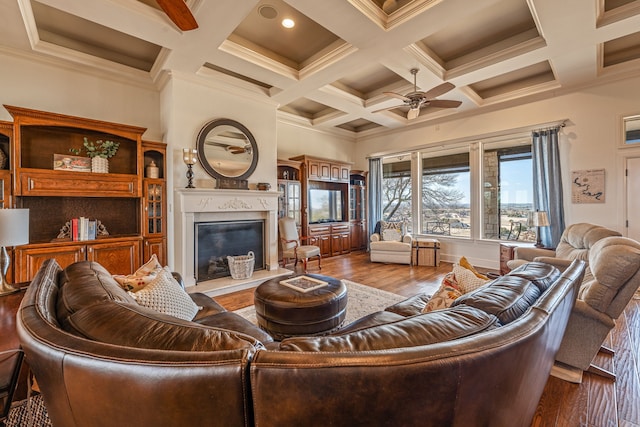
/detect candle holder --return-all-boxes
[183,148,198,189]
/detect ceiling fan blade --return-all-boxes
[428,99,462,109]
[423,82,455,100]
[156,0,198,31]
[407,108,420,120]
[383,91,411,102]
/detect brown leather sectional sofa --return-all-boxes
[17,258,585,427]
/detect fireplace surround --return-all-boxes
[174,189,282,293]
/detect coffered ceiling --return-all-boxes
[2,0,640,137]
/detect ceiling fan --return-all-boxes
[207,141,252,155]
[381,68,462,120]
[155,0,198,31]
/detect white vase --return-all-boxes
[91,157,109,173]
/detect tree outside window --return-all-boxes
[382,159,411,231]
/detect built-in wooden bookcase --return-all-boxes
[3,105,165,282]
[142,140,167,265]
[0,121,12,210]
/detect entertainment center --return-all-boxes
[289,155,352,259]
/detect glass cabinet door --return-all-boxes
[146,182,163,235]
[288,181,301,224]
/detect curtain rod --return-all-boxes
[367,119,569,159]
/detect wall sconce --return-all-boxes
[0,209,29,296]
[528,210,550,248]
[183,148,198,189]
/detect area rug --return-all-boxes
[233,279,406,327]
[5,394,51,427]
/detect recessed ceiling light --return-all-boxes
[281,18,295,28]
[258,5,278,19]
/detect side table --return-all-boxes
[499,244,516,275]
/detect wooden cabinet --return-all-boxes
[142,141,167,265]
[308,224,332,257]
[289,155,352,260]
[350,172,367,250]
[2,105,163,280]
[0,170,10,209]
[309,223,350,257]
[15,237,142,282]
[331,223,351,256]
[0,122,12,209]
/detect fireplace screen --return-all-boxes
[195,220,265,282]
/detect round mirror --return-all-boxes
[196,119,258,180]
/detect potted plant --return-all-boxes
[70,138,120,173]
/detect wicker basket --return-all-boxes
[227,251,255,280]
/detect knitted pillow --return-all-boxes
[453,263,490,294]
[113,254,163,292]
[128,267,199,321]
[380,221,403,242]
[459,256,489,280]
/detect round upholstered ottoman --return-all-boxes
[254,274,348,340]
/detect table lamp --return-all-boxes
[0,209,29,295]
[529,210,550,248]
[183,148,198,189]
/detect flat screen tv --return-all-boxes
[309,188,344,223]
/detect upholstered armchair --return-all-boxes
[507,223,621,281]
[369,221,412,265]
[278,217,321,273]
[551,236,640,383]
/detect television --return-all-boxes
[309,188,345,223]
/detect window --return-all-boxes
[481,139,535,242]
[421,149,470,237]
[382,157,411,231]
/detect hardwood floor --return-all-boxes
[215,251,640,427]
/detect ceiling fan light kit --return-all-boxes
[381,68,461,120]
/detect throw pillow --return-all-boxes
[453,263,491,294]
[459,256,490,281]
[113,254,163,292]
[423,272,463,313]
[380,221,403,242]
[128,267,200,321]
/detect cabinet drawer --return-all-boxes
[308,225,331,235]
[331,224,350,233]
[19,170,139,197]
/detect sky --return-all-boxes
[454,159,533,205]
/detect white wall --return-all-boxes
[354,77,640,268]
[277,118,356,163]
[0,51,161,138]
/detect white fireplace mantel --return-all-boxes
[174,188,281,290]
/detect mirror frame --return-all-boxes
[196,118,259,180]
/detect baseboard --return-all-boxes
[550,362,584,383]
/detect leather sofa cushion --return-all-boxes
[452,275,541,324]
[385,292,432,317]
[277,305,500,352]
[507,262,560,292]
[335,310,406,334]
[56,261,136,327]
[66,300,264,351]
[196,311,274,343]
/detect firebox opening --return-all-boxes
[195,220,265,282]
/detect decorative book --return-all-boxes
[280,275,328,293]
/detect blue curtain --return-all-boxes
[532,127,565,247]
[368,158,382,248]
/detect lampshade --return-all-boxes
[0,209,29,246]
[183,148,198,166]
[533,211,550,227]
